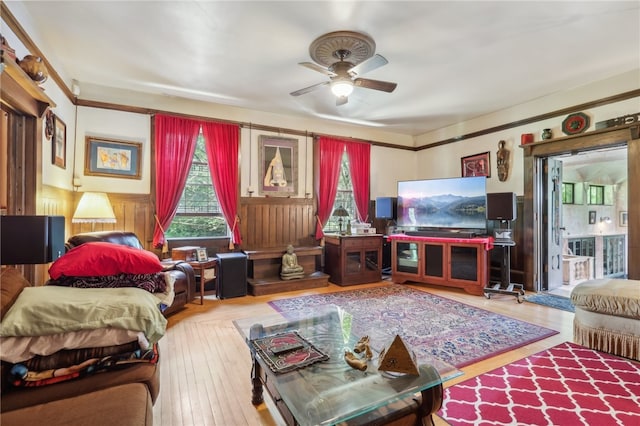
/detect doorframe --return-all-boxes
[522,124,639,291]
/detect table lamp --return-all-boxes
[72,192,116,231]
[332,206,349,234]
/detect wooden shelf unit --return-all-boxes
[324,234,383,286]
[1,50,56,117]
[244,246,329,296]
[388,234,493,295]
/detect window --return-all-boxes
[562,182,574,204]
[324,151,355,233]
[588,184,604,205]
[165,133,228,238]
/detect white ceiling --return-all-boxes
[8,1,640,136]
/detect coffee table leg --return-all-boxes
[416,383,443,425]
[251,356,264,405]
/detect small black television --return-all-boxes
[397,176,487,231]
[375,197,397,220]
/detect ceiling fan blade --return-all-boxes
[354,78,397,93]
[336,96,348,106]
[348,54,388,76]
[290,81,330,96]
[298,62,336,76]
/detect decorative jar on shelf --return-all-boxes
[541,128,553,140]
[17,55,48,84]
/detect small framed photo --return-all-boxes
[588,210,596,224]
[85,136,142,179]
[461,152,490,177]
[196,248,208,262]
[52,115,66,169]
[619,211,628,227]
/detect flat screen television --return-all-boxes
[397,176,487,231]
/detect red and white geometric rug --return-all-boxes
[439,341,640,425]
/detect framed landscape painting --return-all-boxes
[85,136,142,179]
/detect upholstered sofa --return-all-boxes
[65,231,195,316]
[0,266,162,424]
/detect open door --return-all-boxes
[541,158,564,291]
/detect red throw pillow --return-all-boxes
[49,242,163,279]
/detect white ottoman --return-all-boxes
[571,279,640,361]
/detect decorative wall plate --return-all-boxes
[562,112,590,135]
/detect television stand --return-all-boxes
[404,230,477,239]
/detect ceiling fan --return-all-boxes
[290,31,397,106]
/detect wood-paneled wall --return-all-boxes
[70,192,154,249]
[239,196,317,250]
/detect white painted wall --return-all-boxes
[73,108,150,194]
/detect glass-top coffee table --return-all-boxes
[234,305,461,425]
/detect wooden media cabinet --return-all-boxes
[244,246,329,296]
[388,234,494,295]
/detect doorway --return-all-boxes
[521,124,638,295]
[544,147,628,297]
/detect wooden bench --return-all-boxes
[244,246,329,296]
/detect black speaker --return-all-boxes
[215,252,247,299]
[486,192,517,221]
[375,197,397,220]
[0,216,65,264]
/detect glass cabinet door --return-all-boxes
[450,245,478,281]
[345,251,362,274]
[424,243,444,279]
[396,242,419,274]
[364,250,379,272]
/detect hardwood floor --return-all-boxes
[153,281,574,426]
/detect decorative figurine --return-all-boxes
[353,335,373,360]
[344,350,368,371]
[496,140,510,182]
[280,245,305,280]
[378,335,420,376]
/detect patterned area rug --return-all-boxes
[269,285,558,368]
[525,293,575,313]
[439,341,640,425]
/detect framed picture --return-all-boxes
[259,135,297,196]
[85,136,142,179]
[588,210,596,224]
[196,248,208,262]
[619,211,628,227]
[52,115,66,169]
[461,152,490,177]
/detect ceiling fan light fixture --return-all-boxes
[331,80,354,97]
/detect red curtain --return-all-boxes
[153,114,200,248]
[202,121,242,246]
[345,141,371,222]
[315,136,346,239]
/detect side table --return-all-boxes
[187,258,218,304]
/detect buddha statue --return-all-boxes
[280,245,304,280]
